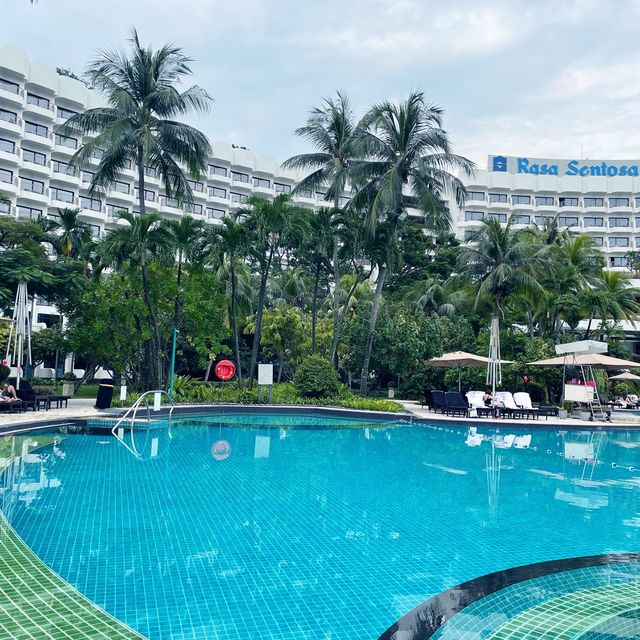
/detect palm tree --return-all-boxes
[238,194,309,388]
[211,218,249,389]
[100,211,173,388]
[351,91,474,394]
[166,215,204,335]
[0,191,9,205]
[283,92,358,367]
[49,208,93,258]
[57,29,212,219]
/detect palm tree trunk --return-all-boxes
[584,311,596,340]
[527,308,535,343]
[168,249,183,384]
[359,263,387,396]
[248,244,274,389]
[230,259,244,390]
[311,259,321,354]
[330,199,341,368]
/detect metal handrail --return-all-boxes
[111,390,174,458]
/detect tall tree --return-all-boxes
[49,208,93,258]
[239,194,308,388]
[283,92,358,367]
[100,211,173,388]
[211,217,250,389]
[58,29,212,222]
[351,91,474,394]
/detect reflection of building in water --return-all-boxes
[0,438,63,518]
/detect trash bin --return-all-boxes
[95,380,115,409]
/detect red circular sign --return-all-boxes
[211,440,231,461]
[215,360,236,381]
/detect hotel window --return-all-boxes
[106,205,129,216]
[559,197,578,207]
[610,217,630,227]
[0,201,10,214]
[534,215,554,225]
[0,109,18,124]
[558,216,578,227]
[466,191,485,201]
[253,177,271,189]
[82,171,94,183]
[187,179,204,192]
[51,187,75,203]
[24,121,48,137]
[511,214,530,224]
[207,207,225,218]
[584,197,604,207]
[231,171,249,183]
[339,196,351,206]
[610,197,630,207]
[17,206,42,219]
[298,188,313,198]
[464,230,475,241]
[55,134,78,149]
[0,78,19,94]
[635,217,640,227]
[144,167,159,178]
[92,148,105,160]
[134,188,156,202]
[636,237,640,247]
[465,211,484,221]
[511,195,531,205]
[26,93,50,109]
[230,192,248,204]
[209,165,228,177]
[57,106,78,119]
[535,196,555,206]
[89,224,101,238]
[53,160,71,174]
[486,212,507,222]
[209,186,227,198]
[316,191,327,201]
[610,237,630,247]
[113,181,130,194]
[23,149,46,165]
[489,193,508,203]
[185,203,203,214]
[80,196,102,212]
[0,168,12,183]
[584,217,603,227]
[0,138,15,154]
[610,257,627,267]
[21,177,44,194]
[274,182,292,194]
[122,158,132,170]
[160,195,179,208]
[592,237,604,246]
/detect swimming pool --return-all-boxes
[1,413,639,639]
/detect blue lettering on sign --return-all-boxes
[503,157,640,177]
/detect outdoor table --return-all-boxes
[35,395,51,411]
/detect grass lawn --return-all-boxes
[72,384,99,399]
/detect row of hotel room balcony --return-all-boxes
[466,191,640,209]
[463,211,640,229]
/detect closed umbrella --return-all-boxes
[487,316,502,405]
[426,350,512,391]
[4,282,32,390]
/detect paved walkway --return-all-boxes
[0,398,101,430]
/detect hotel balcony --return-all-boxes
[23,101,55,121]
[52,140,77,156]
[23,129,53,148]
[51,171,81,188]
[0,86,24,109]
[0,116,22,136]
[0,147,19,166]
[19,186,49,205]
[0,176,18,196]
[22,158,51,178]
[107,187,134,203]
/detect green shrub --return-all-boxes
[0,364,10,384]
[293,356,340,398]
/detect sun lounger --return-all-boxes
[444,391,469,417]
[465,391,494,417]
[0,400,25,413]
[494,392,529,419]
[429,390,447,413]
[513,392,557,420]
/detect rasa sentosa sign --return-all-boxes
[490,155,640,177]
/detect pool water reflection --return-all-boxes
[1,416,639,639]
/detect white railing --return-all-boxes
[111,390,174,458]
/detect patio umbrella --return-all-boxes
[4,282,32,390]
[528,354,640,369]
[608,371,640,381]
[426,350,512,391]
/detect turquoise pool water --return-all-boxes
[1,414,639,639]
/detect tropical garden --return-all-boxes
[1,32,639,407]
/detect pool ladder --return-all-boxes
[111,390,175,458]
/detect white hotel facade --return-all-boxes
[1,43,640,349]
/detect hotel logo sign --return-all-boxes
[489,155,640,177]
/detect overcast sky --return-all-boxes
[1,0,639,167]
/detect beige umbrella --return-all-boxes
[426,351,513,390]
[528,353,640,369]
[608,371,640,381]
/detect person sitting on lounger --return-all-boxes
[482,390,493,406]
[0,382,18,401]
